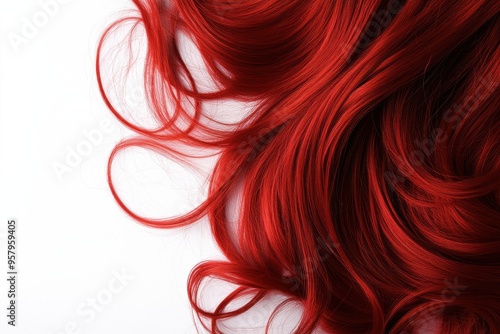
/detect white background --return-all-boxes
[0,1,226,333]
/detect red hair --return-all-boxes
[97,0,500,332]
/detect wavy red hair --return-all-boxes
[97,0,500,332]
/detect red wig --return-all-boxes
[97,0,500,332]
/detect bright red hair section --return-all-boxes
[97,0,500,332]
